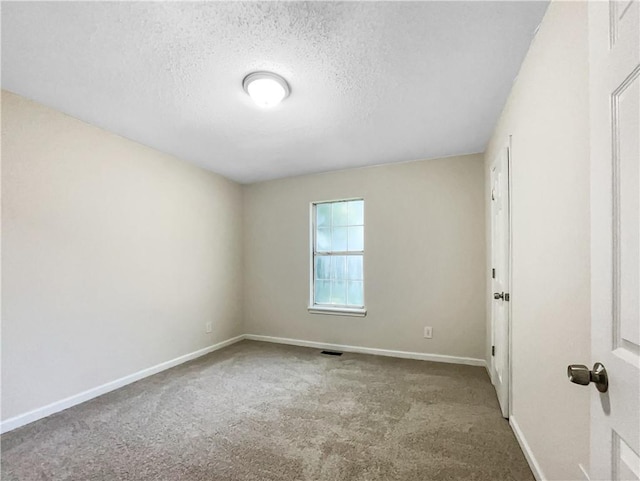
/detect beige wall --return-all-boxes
[1,91,244,421]
[244,155,486,360]
[485,2,590,479]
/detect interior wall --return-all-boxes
[484,2,590,480]
[1,91,244,421]
[244,154,486,360]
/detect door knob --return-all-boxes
[494,292,504,300]
[567,363,608,393]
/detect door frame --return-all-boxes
[489,136,513,418]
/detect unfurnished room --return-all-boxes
[1,1,639,480]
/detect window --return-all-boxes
[309,199,366,317]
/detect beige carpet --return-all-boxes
[1,340,533,480]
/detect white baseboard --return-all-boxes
[485,361,494,384]
[578,463,590,480]
[0,334,245,434]
[244,334,486,367]
[510,415,546,481]
[2,334,486,435]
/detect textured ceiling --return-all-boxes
[1,1,548,184]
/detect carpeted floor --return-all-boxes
[1,340,533,481]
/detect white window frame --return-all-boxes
[308,198,367,317]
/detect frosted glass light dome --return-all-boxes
[243,72,290,108]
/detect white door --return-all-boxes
[490,143,510,419]
[589,1,640,479]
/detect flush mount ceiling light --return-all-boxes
[243,71,290,108]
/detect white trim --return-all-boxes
[510,415,546,481]
[1,334,488,435]
[579,463,590,481]
[484,362,494,384]
[506,135,514,419]
[0,335,245,434]
[244,334,486,366]
[307,306,367,317]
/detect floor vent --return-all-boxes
[321,350,343,356]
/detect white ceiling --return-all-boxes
[2,1,548,184]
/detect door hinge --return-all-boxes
[492,346,495,356]
[492,268,496,279]
[505,293,510,302]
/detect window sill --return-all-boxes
[307,306,367,317]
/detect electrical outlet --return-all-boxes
[424,326,433,339]
[205,322,213,333]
